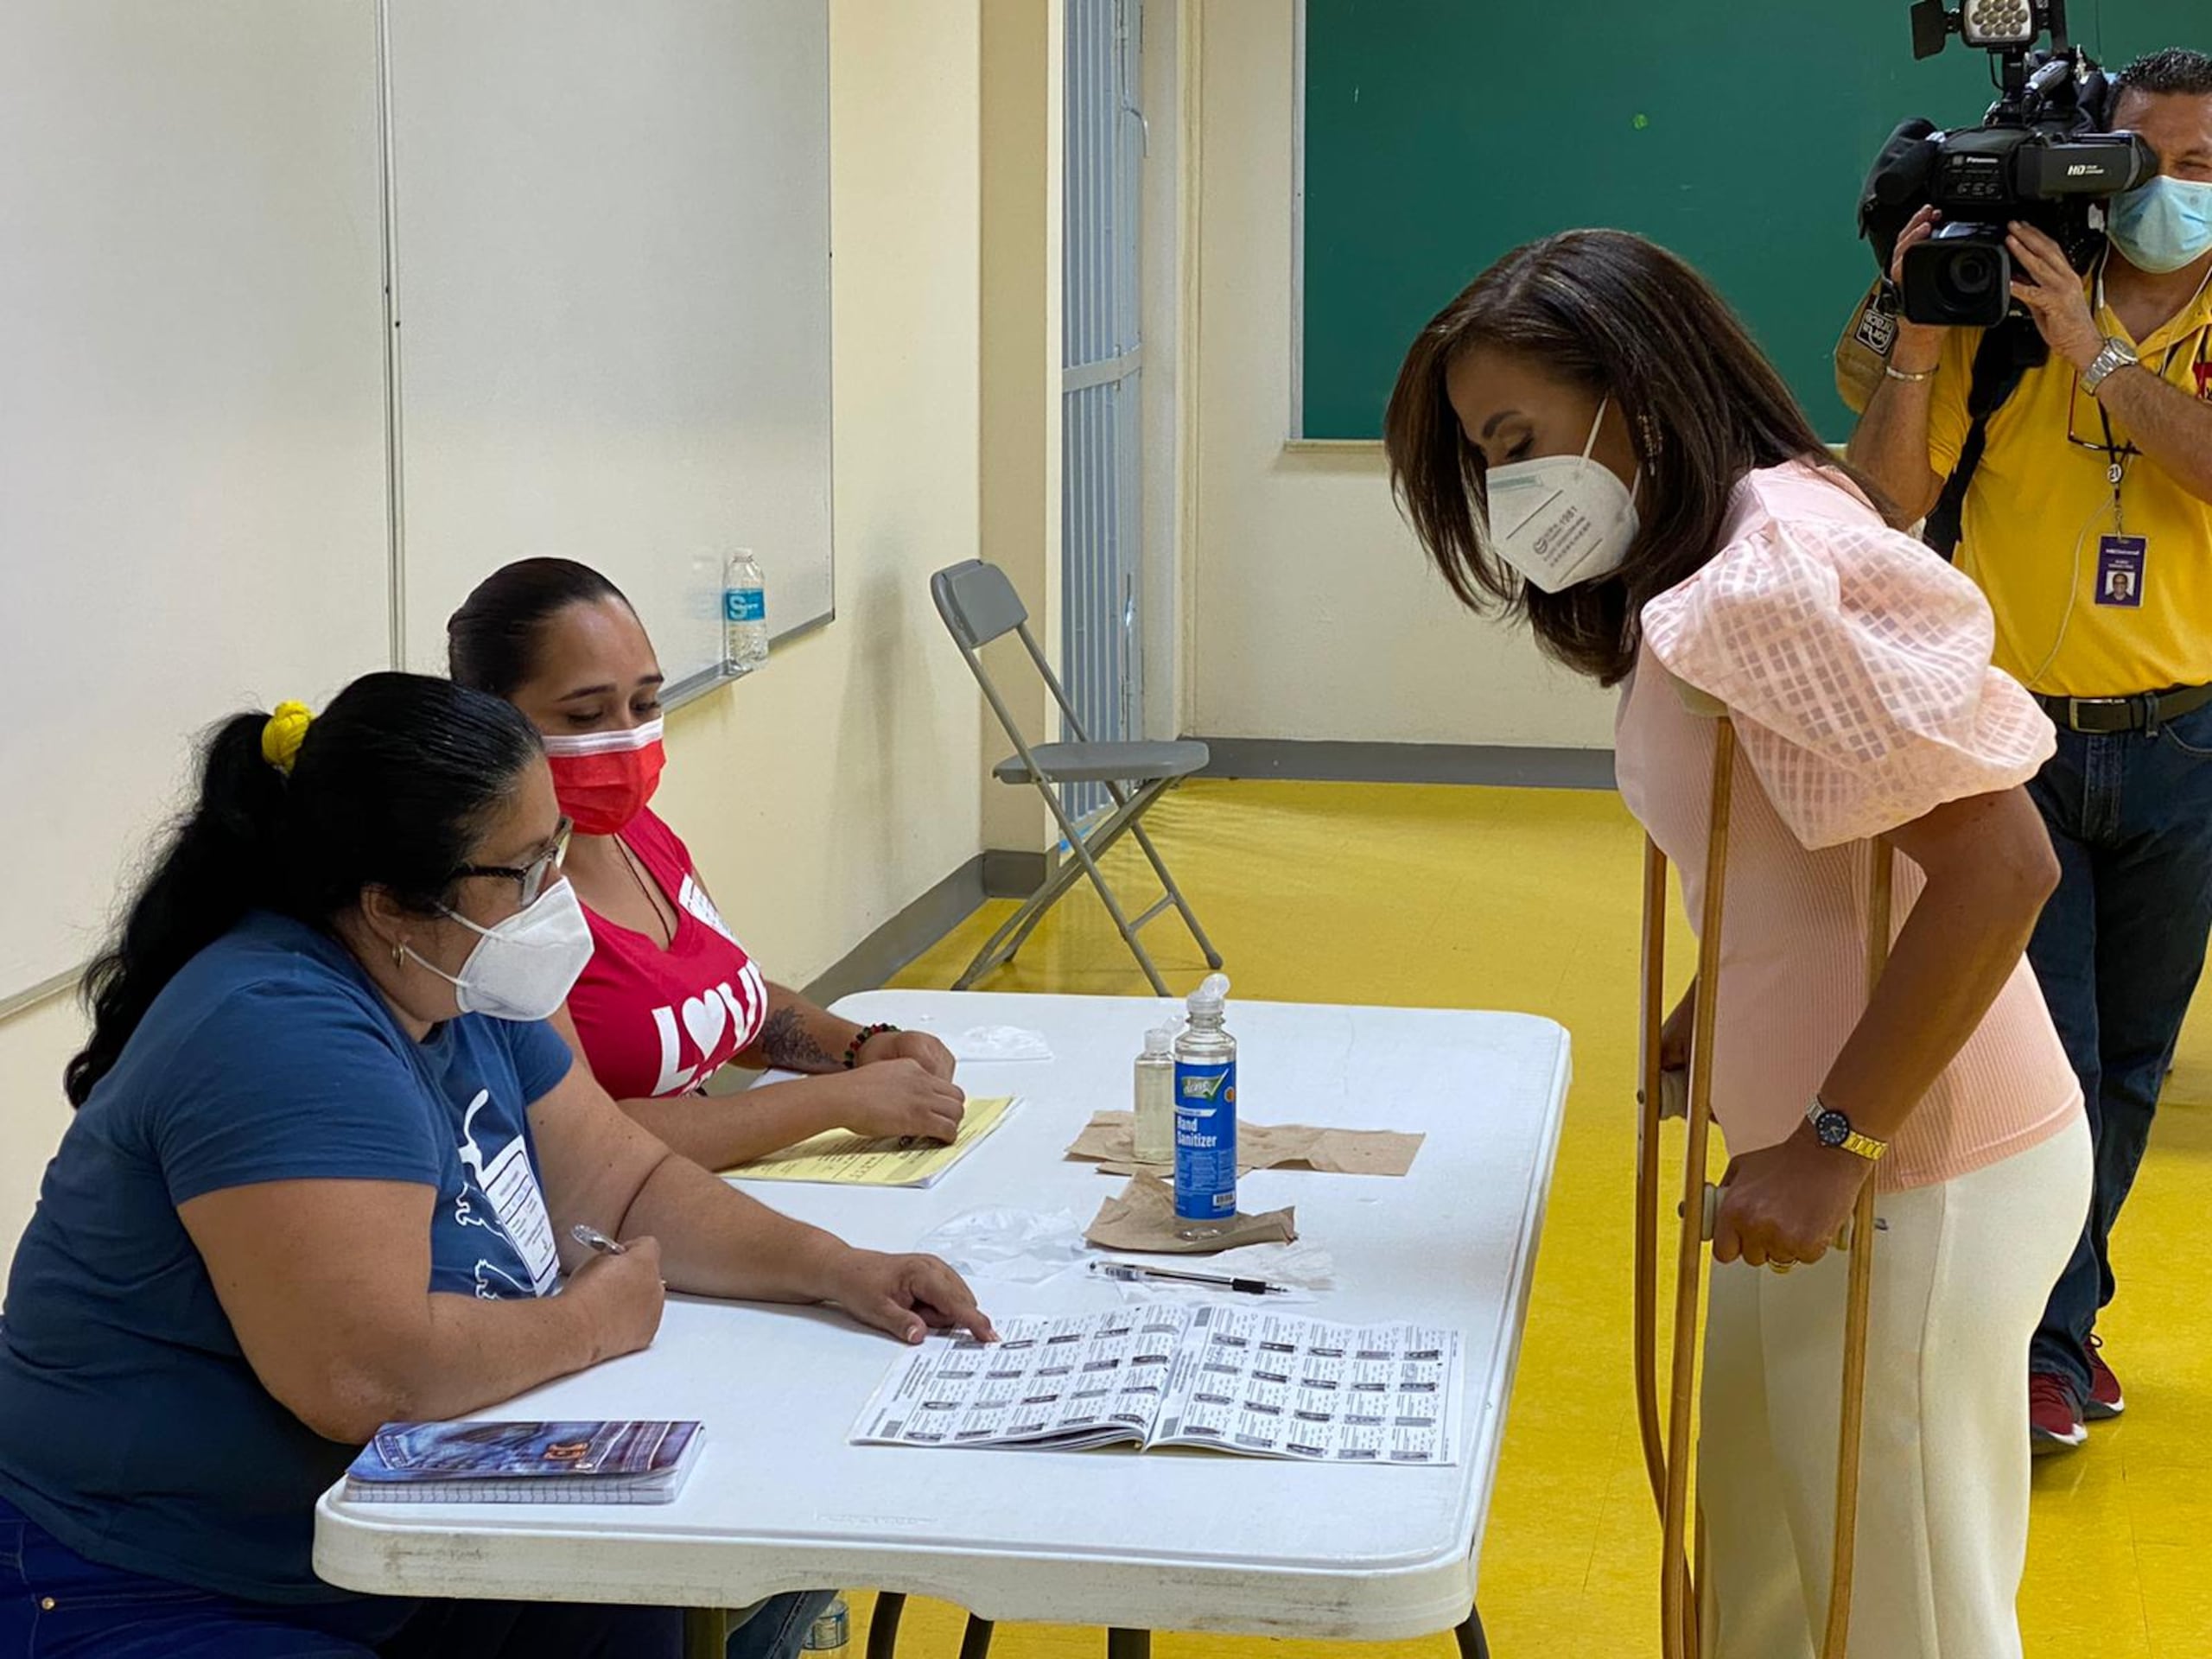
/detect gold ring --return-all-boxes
[1769,1262,1795,1276]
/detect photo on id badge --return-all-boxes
[2097,537,2145,609]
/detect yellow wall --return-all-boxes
[976,0,1061,858]
[1185,0,1615,748]
[0,0,999,1258]
[659,0,988,978]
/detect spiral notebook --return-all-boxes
[342,1420,704,1504]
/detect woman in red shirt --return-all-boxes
[448,559,965,1171]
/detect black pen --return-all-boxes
[1090,1261,1289,1296]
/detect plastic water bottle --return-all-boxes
[1134,1024,1177,1166]
[1173,975,1236,1239]
[803,1597,849,1651]
[722,550,768,675]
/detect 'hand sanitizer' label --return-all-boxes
[1173,1060,1237,1221]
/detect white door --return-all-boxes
[1061,0,1145,817]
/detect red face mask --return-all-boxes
[541,718,666,836]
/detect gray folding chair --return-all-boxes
[931,558,1223,996]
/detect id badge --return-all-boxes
[2095,536,2145,608]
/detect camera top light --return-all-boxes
[1959,0,2037,47]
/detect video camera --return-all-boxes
[1862,0,2158,327]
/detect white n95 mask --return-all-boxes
[1481,397,1641,593]
[406,878,594,1022]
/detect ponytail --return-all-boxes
[66,716,287,1104]
[65,672,542,1106]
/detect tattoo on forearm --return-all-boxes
[760,1007,834,1071]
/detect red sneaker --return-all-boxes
[2085,1336,2125,1421]
[2031,1370,2087,1453]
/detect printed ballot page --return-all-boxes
[1153,1305,1464,1465]
[851,1309,1192,1451]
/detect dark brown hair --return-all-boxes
[448,557,632,696]
[1384,229,1892,685]
[2116,48,2212,102]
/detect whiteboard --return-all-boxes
[0,3,394,1007]
[385,0,835,691]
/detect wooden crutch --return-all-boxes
[1633,707,1891,1659]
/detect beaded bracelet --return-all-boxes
[842,1022,900,1069]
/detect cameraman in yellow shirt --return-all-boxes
[1850,48,2212,1454]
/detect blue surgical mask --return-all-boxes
[2107,176,2212,276]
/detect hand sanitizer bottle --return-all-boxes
[1173,975,1236,1240]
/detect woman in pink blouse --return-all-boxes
[1384,230,2089,1658]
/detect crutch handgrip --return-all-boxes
[1676,1184,1721,1243]
[1635,1071,1688,1119]
[1669,675,1730,720]
[1678,1190,1868,1255]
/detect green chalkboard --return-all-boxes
[1299,1,2202,441]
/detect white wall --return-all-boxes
[1183,0,1615,748]
[0,0,995,1259]
[0,997,78,1266]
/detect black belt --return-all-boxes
[2033,682,2212,734]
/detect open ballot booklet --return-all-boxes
[852,1306,1464,1465]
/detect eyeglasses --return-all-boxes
[452,817,572,906]
[2067,326,2209,463]
[2065,374,2143,464]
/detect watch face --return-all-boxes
[1815,1111,1851,1148]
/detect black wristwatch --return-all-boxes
[1806,1096,1888,1163]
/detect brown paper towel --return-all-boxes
[1084,1173,1297,1255]
[1066,1112,1422,1177]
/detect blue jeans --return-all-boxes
[2024,696,2212,1399]
[724,1591,838,1659]
[0,1497,821,1659]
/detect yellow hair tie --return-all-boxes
[262,701,314,775]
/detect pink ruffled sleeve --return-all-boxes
[1640,518,2055,849]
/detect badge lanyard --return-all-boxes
[2088,340,2203,534]
[2078,262,2212,536]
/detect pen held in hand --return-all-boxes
[570,1224,626,1257]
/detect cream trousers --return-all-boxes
[1699,1115,2092,1658]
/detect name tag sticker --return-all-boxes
[2095,536,2146,609]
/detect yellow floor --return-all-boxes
[854,778,2212,1657]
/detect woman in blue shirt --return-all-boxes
[0,673,994,1658]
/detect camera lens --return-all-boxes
[1902,230,2012,327]
[1945,249,1999,300]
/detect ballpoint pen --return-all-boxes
[1090,1261,1289,1296]
[570,1224,626,1256]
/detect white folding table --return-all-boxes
[315,991,1570,1656]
